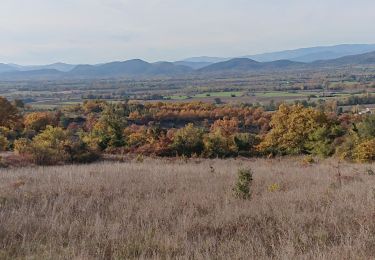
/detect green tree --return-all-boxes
[357,114,375,139]
[29,126,71,165]
[91,104,127,150]
[171,123,204,156]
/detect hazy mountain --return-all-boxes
[199,58,261,72]
[174,61,213,69]
[0,69,63,80]
[2,48,375,80]
[182,56,230,63]
[8,62,76,72]
[246,44,375,62]
[311,51,375,67]
[198,58,303,73]
[69,59,192,78]
[0,63,17,73]
[183,44,375,63]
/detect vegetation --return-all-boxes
[233,168,254,199]
[0,96,374,165]
[1,158,375,259]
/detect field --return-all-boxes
[1,158,375,259]
[1,65,375,110]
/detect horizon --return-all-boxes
[2,43,375,66]
[2,0,375,65]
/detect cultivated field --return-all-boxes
[1,158,375,259]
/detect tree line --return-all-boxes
[0,97,374,165]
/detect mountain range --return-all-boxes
[1,44,375,80]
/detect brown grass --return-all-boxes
[0,158,375,259]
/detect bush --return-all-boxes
[0,156,7,168]
[30,127,70,165]
[21,126,99,165]
[204,131,237,158]
[335,132,359,161]
[171,124,204,156]
[233,168,254,199]
[302,155,315,165]
[68,141,100,164]
[0,135,9,151]
[354,139,375,163]
[234,133,260,156]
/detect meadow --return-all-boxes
[1,157,375,259]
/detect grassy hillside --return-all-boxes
[0,158,374,259]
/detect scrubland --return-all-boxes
[1,158,375,259]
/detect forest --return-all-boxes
[1,95,375,167]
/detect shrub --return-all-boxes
[233,168,254,199]
[357,114,375,139]
[0,156,7,168]
[30,126,71,165]
[354,139,375,163]
[0,135,9,151]
[302,155,315,165]
[366,168,375,176]
[234,133,260,156]
[204,131,237,158]
[171,124,204,156]
[335,132,359,161]
[67,141,100,164]
[268,183,280,192]
[13,138,31,154]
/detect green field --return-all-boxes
[168,95,190,100]
[193,91,243,98]
[167,91,244,100]
[254,91,306,98]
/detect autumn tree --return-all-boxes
[210,117,239,137]
[0,97,21,128]
[24,112,54,132]
[16,126,98,165]
[27,126,71,165]
[259,104,330,155]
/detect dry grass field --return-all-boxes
[1,158,375,259]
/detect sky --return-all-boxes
[1,0,375,65]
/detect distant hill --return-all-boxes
[247,44,375,62]
[0,69,63,80]
[182,56,230,63]
[198,58,303,73]
[2,48,375,80]
[0,63,17,73]
[69,59,192,78]
[8,62,76,72]
[173,61,213,69]
[183,44,375,63]
[311,51,375,67]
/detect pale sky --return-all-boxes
[1,0,375,65]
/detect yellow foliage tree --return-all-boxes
[24,112,54,132]
[258,104,329,155]
[210,117,239,137]
[354,139,375,163]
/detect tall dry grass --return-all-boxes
[0,158,375,259]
